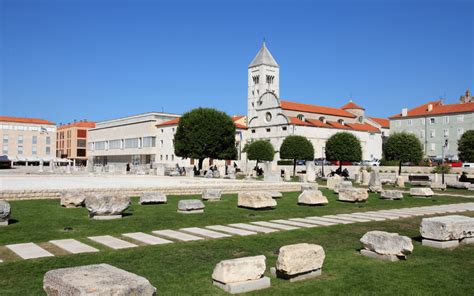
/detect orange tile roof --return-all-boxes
[345,122,381,133]
[288,116,312,126]
[281,100,356,118]
[389,100,474,119]
[156,117,247,129]
[305,118,332,128]
[326,120,351,130]
[341,101,365,110]
[368,117,390,128]
[0,116,55,125]
[58,121,96,130]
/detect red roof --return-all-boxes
[0,116,55,125]
[341,101,365,110]
[289,117,380,133]
[156,117,247,130]
[368,117,390,128]
[281,100,356,118]
[58,121,96,130]
[389,100,474,119]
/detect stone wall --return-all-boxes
[0,183,302,201]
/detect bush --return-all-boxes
[280,135,314,176]
[383,132,423,174]
[432,165,451,174]
[246,140,275,164]
[326,132,362,168]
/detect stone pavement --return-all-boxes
[1,202,473,262]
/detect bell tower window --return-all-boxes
[266,75,275,84]
[252,75,260,84]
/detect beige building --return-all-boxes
[57,120,96,165]
[0,116,56,164]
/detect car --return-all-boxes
[295,160,306,165]
[314,158,331,166]
[360,160,380,166]
[462,163,474,168]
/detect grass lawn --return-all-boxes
[0,191,473,295]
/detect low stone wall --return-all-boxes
[0,183,302,201]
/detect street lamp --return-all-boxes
[442,137,448,184]
[321,147,326,177]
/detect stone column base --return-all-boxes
[360,249,401,262]
[270,267,322,282]
[422,239,459,249]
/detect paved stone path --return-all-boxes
[1,202,473,262]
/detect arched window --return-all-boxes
[358,116,364,123]
[338,119,344,125]
[319,116,326,123]
[297,114,305,121]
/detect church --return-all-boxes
[246,42,388,161]
[88,43,389,169]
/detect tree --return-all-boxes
[383,132,423,175]
[280,135,315,176]
[245,140,275,167]
[325,132,362,170]
[458,130,474,162]
[174,108,237,170]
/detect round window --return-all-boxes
[265,112,272,122]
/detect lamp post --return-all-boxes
[321,147,326,177]
[442,137,448,184]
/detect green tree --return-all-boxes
[383,132,423,175]
[280,135,315,176]
[174,108,237,169]
[245,140,275,168]
[325,132,362,170]
[458,130,474,162]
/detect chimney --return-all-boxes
[401,108,408,117]
[427,104,433,112]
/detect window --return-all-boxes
[429,118,435,124]
[46,136,51,145]
[171,155,174,161]
[2,135,8,144]
[443,129,449,137]
[457,115,464,122]
[18,135,23,144]
[251,129,256,134]
[77,139,87,147]
[252,75,260,84]
[444,116,449,124]
[430,130,435,138]
[143,136,156,148]
[338,119,344,125]
[282,126,287,131]
[46,147,51,155]
[2,145,8,153]
[408,119,412,126]
[266,75,274,84]
[265,112,272,122]
[109,140,121,149]
[420,118,425,125]
[172,128,175,132]
[77,149,86,157]
[266,128,271,132]
[77,129,87,138]
[95,141,106,150]
[358,116,364,123]
[18,146,23,154]
[124,138,139,149]
[32,146,37,155]
[166,155,168,161]
[430,143,435,151]
[297,114,305,121]
[161,129,164,133]
[160,140,164,148]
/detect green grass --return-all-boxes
[0,192,473,295]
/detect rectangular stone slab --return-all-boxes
[152,230,204,241]
[270,219,318,228]
[49,239,99,254]
[229,223,279,233]
[6,243,55,259]
[289,218,334,226]
[307,216,353,225]
[346,214,386,221]
[335,214,373,222]
[354,213,398,220]
[250,221,299,230]
[206,225,257,236]
[422,239,459,249]
[213,277,271,294]
[88,236,137,249]
[180,227,231,239]
[122,232,173,245]
[323,215,368,223]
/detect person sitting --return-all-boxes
[459,172,468,182]
[193,165,199,176]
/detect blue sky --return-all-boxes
[1,0,473,124]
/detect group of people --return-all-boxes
[328,167,350,178]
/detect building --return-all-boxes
[389,92,474,160]
[246,43,386,161]
[56,120,96,165]
[88,112,180,167]
[0,116,56,164]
